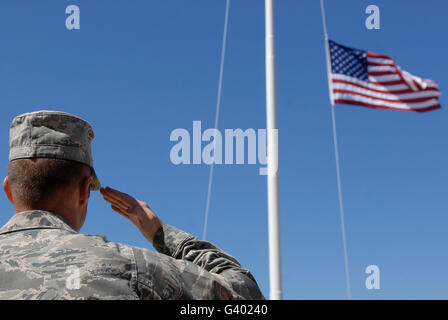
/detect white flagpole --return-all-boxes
[320,0,352,300]
[265,0,282,300]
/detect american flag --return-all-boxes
[329,40,442,112]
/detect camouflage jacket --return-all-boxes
[0,210,265,300]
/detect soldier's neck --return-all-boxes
[14,200,83,232]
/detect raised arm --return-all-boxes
[100,186,264,300]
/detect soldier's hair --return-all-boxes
[8,158,90,207]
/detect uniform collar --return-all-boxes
[0,210,78,235]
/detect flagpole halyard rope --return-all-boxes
[203,0,230,240]
[320,0,352,300]
[330,102,352,300]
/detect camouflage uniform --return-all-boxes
[0,111,265,300]
[0,210,264,299]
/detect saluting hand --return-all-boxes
[100,187,163,244]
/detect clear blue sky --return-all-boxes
[0,0,446,299]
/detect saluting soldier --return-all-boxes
[0,110,264,300]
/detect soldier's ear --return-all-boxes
[3,176,14,204]
[79,175,92,206]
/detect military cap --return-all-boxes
[8,110,101,190]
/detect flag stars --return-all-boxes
[329,41,368,81]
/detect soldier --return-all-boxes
[0,110,264,300]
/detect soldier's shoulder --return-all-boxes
[70,232,158,262]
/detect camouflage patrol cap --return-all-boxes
[9,110,101,190]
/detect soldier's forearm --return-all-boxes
[153,224,241,269]
[152,224,194,257]
[152,224,265,299]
